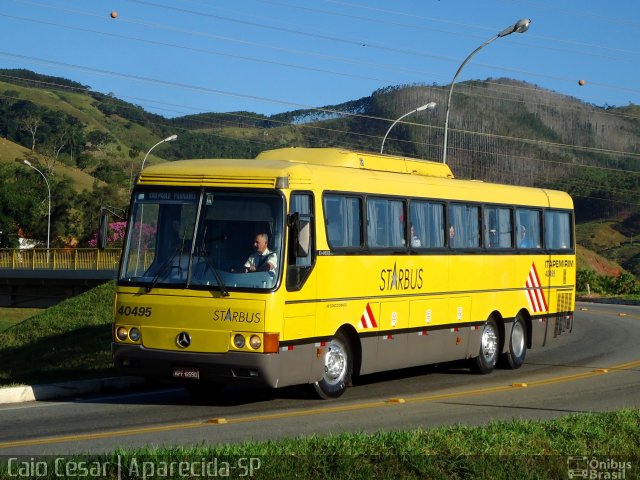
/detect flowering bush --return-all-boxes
[88,221,126,248]
[88,221,156,249]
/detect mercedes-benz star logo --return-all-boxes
[176,331,191,348]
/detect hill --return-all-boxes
[0,68,638,279]
[0,136,101,193]
[576,219,640,278]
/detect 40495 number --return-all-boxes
[117,306,152,317]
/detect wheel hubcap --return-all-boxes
[481,324,498,363]
[511,321,525,357]
[324,340,346,385]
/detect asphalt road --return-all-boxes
[0,301,639,455]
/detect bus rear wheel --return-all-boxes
[470,317,500,374]
[499,314,527,369]
[313,331,353,399]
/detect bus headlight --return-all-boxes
[233,334,246,349]
[249,335,262,349]
[129,327,141,342]
[116,326,128,341]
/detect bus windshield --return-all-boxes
[119,189,284,291]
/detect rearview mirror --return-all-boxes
[288,212,310,258]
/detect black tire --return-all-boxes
[470,317,500,374]
[499,314,527,369]
[313,331,353,399]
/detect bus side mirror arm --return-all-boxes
[98,205,127,250]
[98,211,109,250]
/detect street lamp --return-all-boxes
[380,102,437,154]
[18,159,51,254]
[140,134,178,172]
[442,18,531,164]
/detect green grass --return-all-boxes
[0,136,30,163]
[0,281,116,386]
[0,307,43,331]
[0,410,637,479]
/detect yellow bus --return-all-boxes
[112,147,575,399]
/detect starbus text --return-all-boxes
[379,267,423,291]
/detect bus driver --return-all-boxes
[244,233,278,272]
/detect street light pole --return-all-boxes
[140,134,178,173]
[21,160,51,254]
[135,134,177,274]
[380,102,437,154]
[442,18,531,165]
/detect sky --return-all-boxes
[1,0,640,119]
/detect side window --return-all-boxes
[367,197,405,248]
[323,194,362,249]
[516,208,542,249]
[484,206,512,249]
[449,204,480,249]
[287,192,314,291]
[545,211,572,250]
[410,200,444,248]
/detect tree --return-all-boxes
[86,130,115,153]
[8,100,44,150]
[76,153,97,172]
[0,163,40,247]
[127,147,142,189]
[19,113,41,152]
[41,119,66,173]
[75,184,128,245]
[612,272,640,295]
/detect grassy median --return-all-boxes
[0,410,638,479]
[115,409,640,478]
[0,281,116,386]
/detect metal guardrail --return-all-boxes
[0,248,121,270]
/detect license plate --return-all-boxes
[172,367,200,380]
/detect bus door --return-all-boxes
[283,193,318,381]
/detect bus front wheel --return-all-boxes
[313,331,353,399]
[499,314,527,369]
[470,317,500,374]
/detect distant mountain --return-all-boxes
[1,68,639,223]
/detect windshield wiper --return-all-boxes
[146,236,186,293]
[193,229,229,297]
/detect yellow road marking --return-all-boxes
[0,421,205,448]
[1,359,639,450]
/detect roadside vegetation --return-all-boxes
[0,410,638,479]
[0,281,115,386]
[113,410,640,478]
[0,306,42,331]
[577,270,640,297]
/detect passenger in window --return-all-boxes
[487,228,497,248]
[449,225,456,246]
[410,224,421,247]
[243,233,278,272]
[519,225,534,248]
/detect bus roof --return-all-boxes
[138,147,573,209]
[256,147,455,179]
